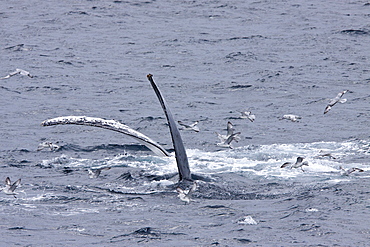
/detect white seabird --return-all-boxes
[240,111,255,122]
[37,141,60,151]
[176,182,197,204]
[215,121,241,148]
[1,177,21,198]
[281,114,301,122]
[315,151,337,159]
[237,215,258,225]
[215,121,238,142]
[88,167,111,178]
[339,166,364,176]
[324,90,348,114]
[281,157,309,171]
[0,68,33,80]
[216,132,241,149]
[178,120,200,132]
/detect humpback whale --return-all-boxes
[41,116,170,157]
[147,74,192,182]
[41,74,193,183]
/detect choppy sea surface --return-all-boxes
[1,0,370,246]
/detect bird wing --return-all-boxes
[226,121,234,136]
[187,182,197,196]
[225,132,241,144]
[5,177,11,186]
[248,114,255,122]
[324,105,332,114]
[215,132,227,142]
[10,179,21,191]
[190,122,200,132]
[177,121,188,128]
[281,162,291,168]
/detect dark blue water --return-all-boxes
[1,1,369,246]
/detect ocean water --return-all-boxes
[1,0,369,246]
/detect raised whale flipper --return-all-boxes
[147,74,192,182]
[41,116,170,157]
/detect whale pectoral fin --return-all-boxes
[147,74,192,182]
[41,116,169,157]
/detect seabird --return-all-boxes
[215,121,241,148]
[176,181,197,204]
[88,167,111,178]
[37,141,60,151]
[178,120,200,132]
[240,111,255,122]
[237,215,258,225]
[324,90,348,114]
[281,157,309,171]
[315,151,337,159]
[0,68,33,80]
[281,114,301,122]
[216,132,241,149]
[215,121,239,142]
[339,166,364,176]
[1,177,21,198]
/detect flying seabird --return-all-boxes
[240,111,255,122]
[216,131,241,149]
[176,181,197,204]
[215,121,239,142]
[88,167,111,178]
[281,157,309,171]
[324,90,348,114]
[0,68,33,80]
[1,177,21,198]
[215,121,241,148]
[178,120,200,132]
[281,114,301,122]
[339,166,364,176]
[315,151,337,159]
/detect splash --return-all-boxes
[40,140,369,183]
